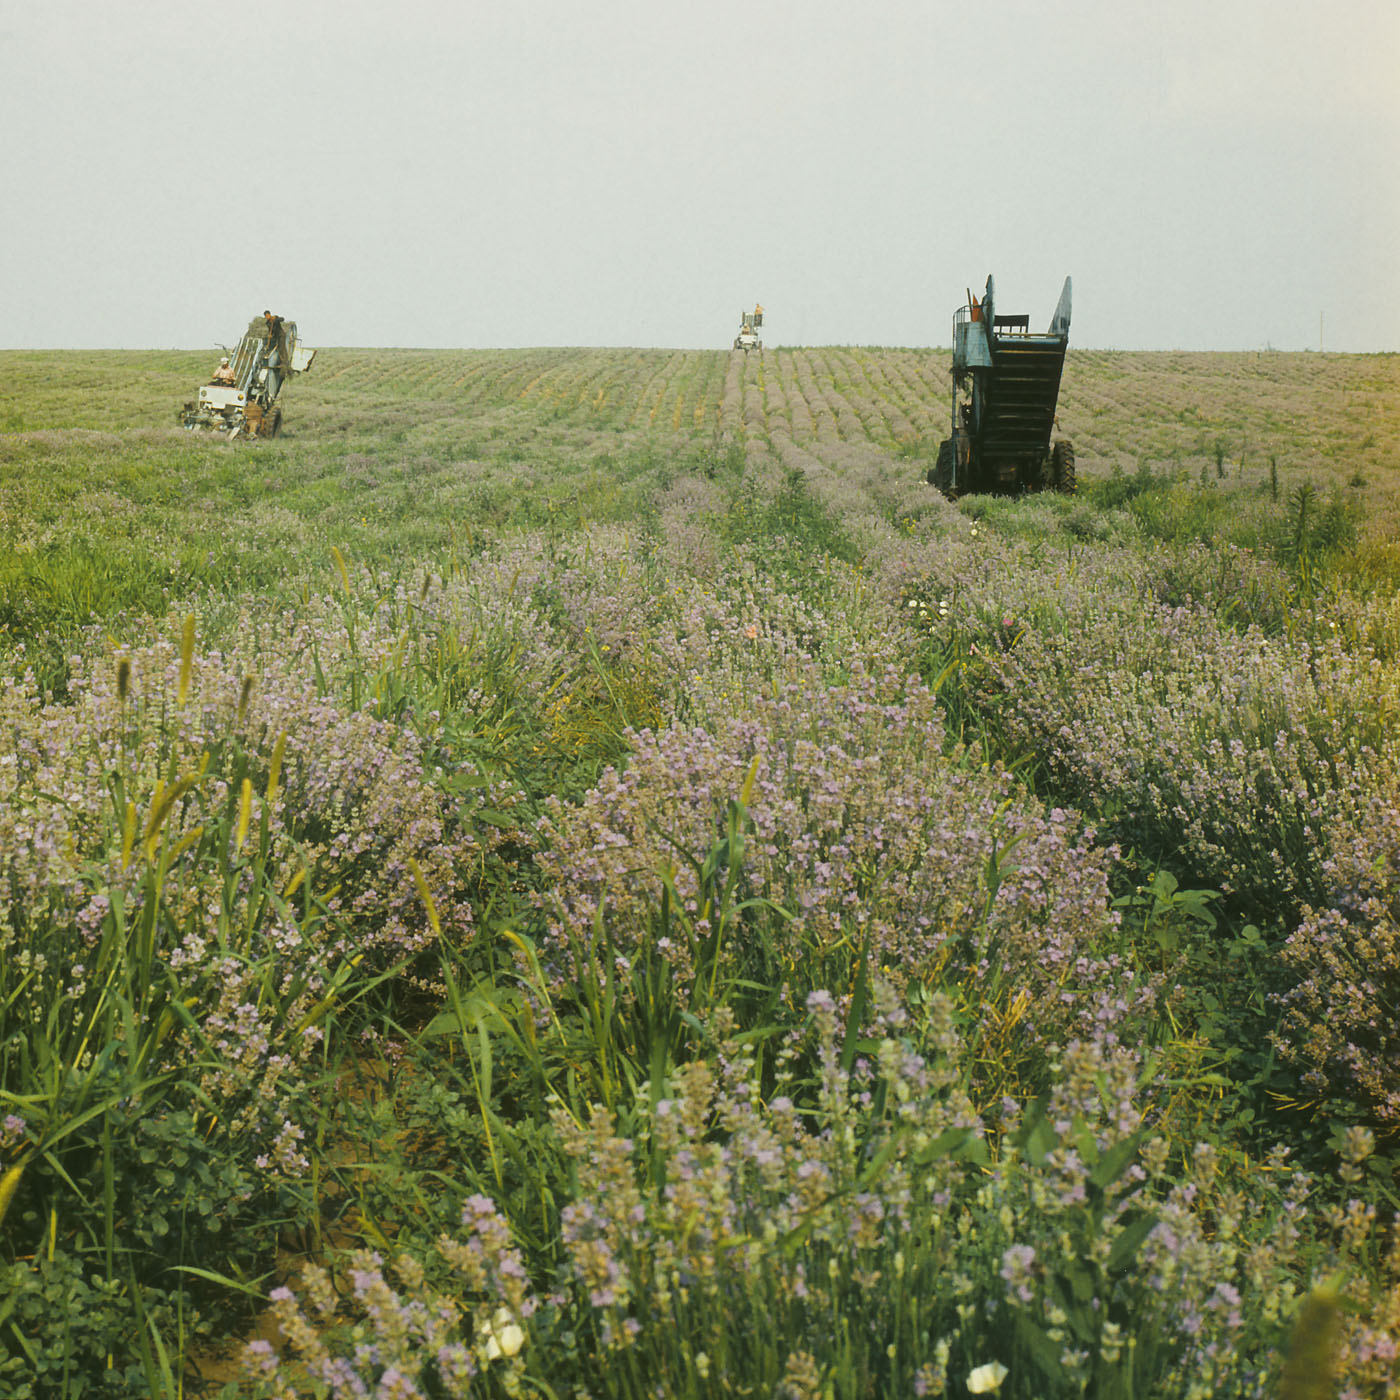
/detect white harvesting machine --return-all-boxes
[733,304,764,352]
[180,313,315,439]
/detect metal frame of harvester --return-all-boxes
[929,275,1075,497]
[180,314,315,439]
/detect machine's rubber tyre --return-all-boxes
[265,405,283,438]
[928,437,955,493]
[1051,439,1076,495]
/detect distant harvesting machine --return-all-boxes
[929,275,1075,497]
[733,304,764,352]
[180,312,315,439]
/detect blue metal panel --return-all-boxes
[954,318,993,370]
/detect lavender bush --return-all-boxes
[232,985,1399,1399]
[875,526,1398,920]
[1275,771,1400,1125]
[0,612,519,1375]
[534,661,1141,1075]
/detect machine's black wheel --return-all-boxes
[928,437,955,493]
[265,404,283,438]
[1051,439,1076,495]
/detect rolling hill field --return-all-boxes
[1,345,1398,1398]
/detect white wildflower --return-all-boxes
[966,1360,1008,1393]
[478,1306,525,1362]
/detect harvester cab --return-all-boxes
[181,312,315,439]
[733,303,764,352]
[929,275,1075,497]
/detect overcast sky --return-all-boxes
[1,0,1396,352]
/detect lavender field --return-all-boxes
[2,345,1399,1398]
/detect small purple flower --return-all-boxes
[1000,1243,1037,1304]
